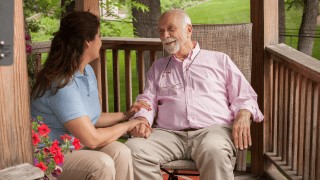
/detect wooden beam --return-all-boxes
[75,0,103,107]
[75,0,100,16]
[0,0,33,169]
[250,0,279,176]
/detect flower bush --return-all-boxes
[25,33,38,89]
[32,116,81,178]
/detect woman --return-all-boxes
[31,11,150,180]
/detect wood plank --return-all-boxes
[265,152,303,180]
[75,0,99,16]
[100,49,108,112]
[297,77,307,176]
[314,84,320,179]
[277,64,284,158]
[303,80,312,179]
[287,70,294,167]
[125,50,132,111]
[112,50,120,112]
[137,51,145,94]
[266,44,320,83]
[309,83,318,180]
[0,0,33,169]
[0,163,43,180]
[292,73,300,171]
[264,52,273,152]
[282,67,289,163]
[273,62,279,155]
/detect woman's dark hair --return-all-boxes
[31,11,100,98]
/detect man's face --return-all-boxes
[158,13,191,55]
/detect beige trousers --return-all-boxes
[54,141,133,180]
[125,125,236,180]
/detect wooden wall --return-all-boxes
[0,0,33,169]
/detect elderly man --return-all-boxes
[125,9,264,180]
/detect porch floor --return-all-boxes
[162,170,266,180]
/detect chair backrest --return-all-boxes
[161,24,253,178]
[192,23,252,83]
[192,23,253,172]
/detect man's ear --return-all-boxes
[187,24,193,38]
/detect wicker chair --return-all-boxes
[160,23,253,179]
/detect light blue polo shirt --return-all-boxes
[31,65,101,142]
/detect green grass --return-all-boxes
[187,0,319,60]
[187,0,250,24]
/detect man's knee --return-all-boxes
[125,138,144,156]
[197,142,233,162]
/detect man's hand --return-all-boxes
[232,109,252,150]
[125,100,151,119]
[129,117,152,138]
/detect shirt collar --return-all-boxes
[74,65,89,78]
[171,42,201,61]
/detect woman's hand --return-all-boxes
[126,117,151,133]
[124,100,151,119]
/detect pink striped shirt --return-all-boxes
[133,43,264,130]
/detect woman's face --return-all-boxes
[86,30,102,61]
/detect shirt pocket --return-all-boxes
[157,82,183,96]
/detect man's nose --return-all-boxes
[163,31,170,38]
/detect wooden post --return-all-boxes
[0,0,33,169]
[75,0,102,104]
[250,0,279,176]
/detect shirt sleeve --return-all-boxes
[131,65,158,126]
[225,55,264,122]
[47,83,87,124]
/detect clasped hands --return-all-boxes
[125,100,152,136]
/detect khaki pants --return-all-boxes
[125,125,236,180]
[54,141,133,180]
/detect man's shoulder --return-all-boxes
[201,49,228,57]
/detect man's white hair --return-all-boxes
[161,9,192,27]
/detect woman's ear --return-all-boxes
[85,40,90,48]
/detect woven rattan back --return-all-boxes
[192,23,252,83]
[160,24,253,177]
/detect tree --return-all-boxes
[132,0,161,72]
[287,0,319,56]
[297,0,319,55]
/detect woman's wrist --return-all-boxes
[123,111,128,120]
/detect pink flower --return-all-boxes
[51,166,63,177]
[72,138,82,150]
[49,144,62,155]
[26,44,33,54]
[43,147,50,155]
[53,152,64,164]
[25,34,31,41]
[36,162,48,171]
[52,140,60,146]
[38,124,50,136]
[60,134,72,141]
[32,133,41,146]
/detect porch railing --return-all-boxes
[32,39,320,179]
[265,43,320,180]
[32,37,163,113]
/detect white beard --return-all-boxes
[162,38,181,54]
